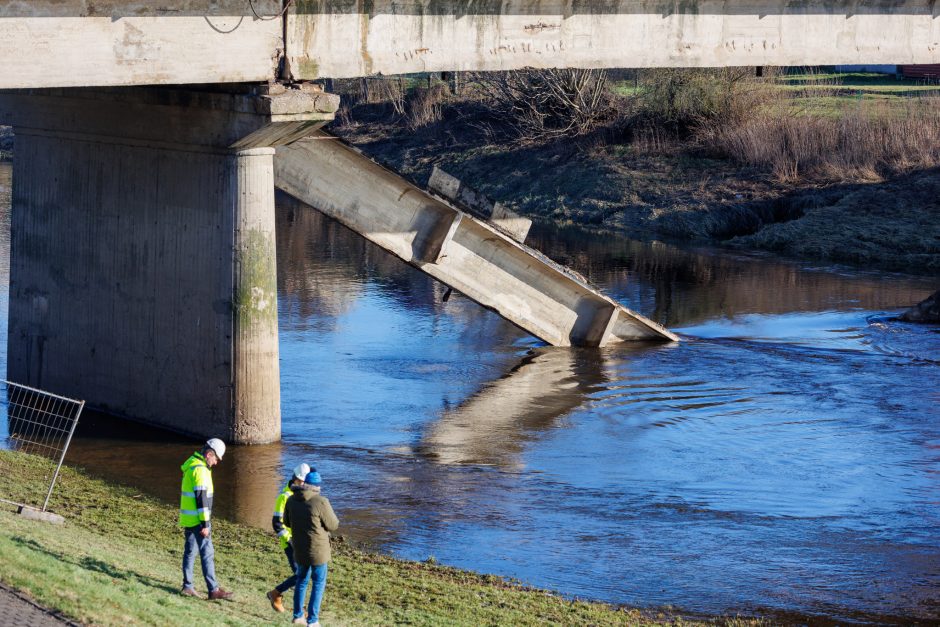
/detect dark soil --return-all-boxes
[331,104,940,276]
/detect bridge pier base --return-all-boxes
[0,87,336,443]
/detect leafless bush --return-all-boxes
[636,67,779,134]
[406,83,450,130]
[705,100,940,181]
[472,68,615,143]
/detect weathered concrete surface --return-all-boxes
[428,166,532,243]
[274,133,678,346]
[1,1,938,88]
[17,506,65,525]
[285,0,940,79]
[0,1,283,89]
[2,87,336,444]
[900,289,940,322]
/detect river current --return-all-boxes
[1,164,938,623]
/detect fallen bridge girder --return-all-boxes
[273,134,678,347]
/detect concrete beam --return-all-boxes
[428,167,532,244]
[274,134,678,347]
[285,0,940,79]
[0,1,284,89]
[3,87,337,444]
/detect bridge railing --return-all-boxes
[0,381,85,512]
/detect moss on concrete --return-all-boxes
[234,228,278,328]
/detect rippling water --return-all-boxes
[2,166,938,623]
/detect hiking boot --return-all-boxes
[180,587,199,598]
[207,587,234,601]
[266,588,285,612]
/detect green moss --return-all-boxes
[234,229,277,329]
[0,450,765,626]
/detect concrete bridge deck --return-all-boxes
[274,133,678,346]
[1,1,939,89]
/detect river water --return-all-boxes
[1,164,938,623]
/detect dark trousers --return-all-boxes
[274,544,299,593]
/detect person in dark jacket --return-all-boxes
[266,462,311,612]
[283,469,339,627]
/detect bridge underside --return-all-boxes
[0,86,337,444]
[0,1,939,88]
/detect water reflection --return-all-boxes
[421,347,610,468]
[528,224,933,327]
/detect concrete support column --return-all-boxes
[231,148,280,443]
[0,86,337,443]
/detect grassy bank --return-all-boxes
[0,450,762,626]
[331,69,940,274]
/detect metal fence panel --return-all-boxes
[0,380,84,512]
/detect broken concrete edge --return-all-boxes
[427,166,532,244]
[17,505,65,524]
[295,131,680,344]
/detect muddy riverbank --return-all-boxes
[336,115,940,276]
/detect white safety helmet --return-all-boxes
[292,463,311,481]
[205,438,226,460]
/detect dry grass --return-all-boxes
[703,100,940,181]
[405,83,451,130]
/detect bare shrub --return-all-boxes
[636,67,778,135]
[405,83,451,130]
[472,69,615,143]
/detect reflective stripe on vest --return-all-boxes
[179,453,214,528]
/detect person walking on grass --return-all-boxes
[284,469,339,627]
[179,438,234,601]
[266,462,311,612]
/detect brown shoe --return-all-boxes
[207,587,234,601]
[266,588,285,612]
[180,587,199,598]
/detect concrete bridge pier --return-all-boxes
[0,86,337,444]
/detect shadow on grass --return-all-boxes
[11,536,179,595]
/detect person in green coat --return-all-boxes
[178,438,233,600]
[283,469,339,627]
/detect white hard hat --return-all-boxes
[292,463,311,480]
[205,438,226,460]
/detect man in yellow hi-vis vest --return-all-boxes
[179,438,234,600]
[266,462,311,612]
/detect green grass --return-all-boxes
[779,71,940,91]
[0,450,764,626]
[609,71,940,116]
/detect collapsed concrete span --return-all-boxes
[274,133,678,347]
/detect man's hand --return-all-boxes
[200,526,210,538]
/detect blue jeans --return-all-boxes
[293,563,328,623]
[275,544,298,593]
[182,527,218,592]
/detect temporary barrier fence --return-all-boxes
[0,380,84,512]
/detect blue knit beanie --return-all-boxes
[304,470,322,486]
